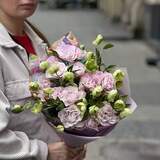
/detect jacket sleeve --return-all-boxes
[0,65,48,160]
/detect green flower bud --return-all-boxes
[63,72,74,82]
[80,44,85,50]
[116,81,123,88]
[86,51,95,60]
[120,108,133,119]
[89,105,99,115]
[31,101,43,114]
[92,34,104,46]
[77,102,87,112]
[91,86,103,97]
[11,105,24,113]
[113,99,126,112]
[29,82,40,91]
[113,69,125,81]
[107,89,118,102]
[85,59,98,71]
[56,125,64,132]
[43,88,54,95]
[39,61,49,71]
[47,64,59,75]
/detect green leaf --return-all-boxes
[105,65,117,72]
[120,95,128,102]
[103,43,114,50]
[95,48,102,67]
[67,65,73,72]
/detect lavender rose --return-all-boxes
[96,103,119,127]
[58,105,83,128]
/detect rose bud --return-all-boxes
[92,34,104,46]
[113,99,126,112]
[113,69,125,81]
[77,102,87,113]
[29,82,40,91]
[107,89,118,102]
[120,108,133,119]
[91,86,103,97]
[47,64,59,75]
[63,71,74,82]
[31,101,43,114]
[89,105,100,115]
[11,104,24,113]
[43,88,54,95]
[39,61,49,71]
[56,125,65,132]
[80,44,85,50]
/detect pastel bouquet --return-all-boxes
[12,32,137,147]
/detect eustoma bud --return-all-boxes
[39,61,49,71]
[91,86,103,97]
[113,99,126,112]
[120,108,133,119]
[56,125,65,132]
[63,71,74,82]
[113,69,125,82]
[92,34,104,46]
[77,102,87,113]
[107,89,118,102]
[47,64,59,75]
[43,88,54,95]
[31,101,43,113]
[11,104,24,113]
[89,105,99,115]
[29,82,40,91]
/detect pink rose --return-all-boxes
[86,118,99,131]
[96,103,119,127]
[58,105,82,128]
[72,62,86,76]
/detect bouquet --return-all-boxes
[12,32,137,147]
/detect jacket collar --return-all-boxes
[0,21,44,48]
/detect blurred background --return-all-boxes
[30,0,160,159]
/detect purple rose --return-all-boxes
[96,103,119,127]
[58,105,83,128]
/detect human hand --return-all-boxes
[47,142,87,160]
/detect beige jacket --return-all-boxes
[0,22,60,160]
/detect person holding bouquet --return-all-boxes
[0,0,86,160]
